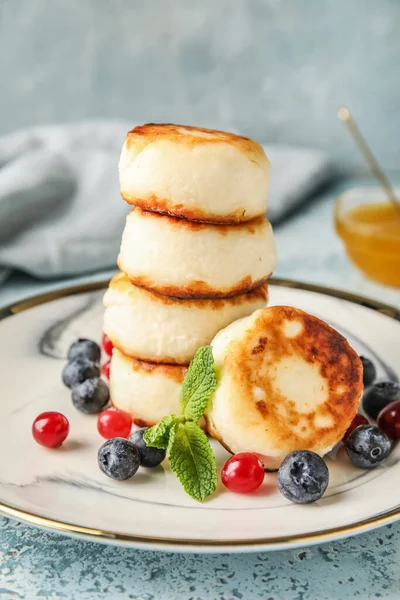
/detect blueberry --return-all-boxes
[359,356,377,387]
[345,425,391,469]
[277,450,329,504]
[62,358,100,389]
[98,438,140,480]
[362,382,400,420]
[71,377,109,414]
[129,428,166,468]
[67,338,101,363]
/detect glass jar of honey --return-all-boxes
[335,188,400,287]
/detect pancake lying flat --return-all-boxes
[110,349,186,427]
[119,124,269,223]
[103,272,269,364]
[205,306,363,470]
[118,209,277,298]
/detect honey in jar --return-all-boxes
[335,189,400,287]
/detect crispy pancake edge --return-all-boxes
[120,193,264,224]
[113,348,187,383]
[130,208,269,234]
[106,272,269,307]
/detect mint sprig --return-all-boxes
[168,421,217,502]
[143,414,178,449]
[143,346,217,502]
[180,346,217,422]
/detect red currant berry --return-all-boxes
[221,452,265,493]
[102,333,114,356]
[97,408,132,439]
[377,400,400,439]
[32,412,69,448]
[102,359,111,379]
[343,413,369,442]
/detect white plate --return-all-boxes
[0,279,399,553]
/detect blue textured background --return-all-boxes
[1,515,399,599]
[1,0,400,170]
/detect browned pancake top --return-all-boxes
[125,123,266,159]
[222,306,363,455]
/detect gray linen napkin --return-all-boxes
[263,145,334,223]
[0,122,333,284]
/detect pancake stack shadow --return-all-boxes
[103,124,277,426]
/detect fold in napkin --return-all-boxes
[0,122,334,284]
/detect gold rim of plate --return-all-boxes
[0,276,399,550]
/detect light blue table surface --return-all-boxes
[1,179,400,599]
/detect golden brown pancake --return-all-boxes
[103,272,269,364]
[205,305,363,469]
[118,123,269,223]
[118,208,276,298]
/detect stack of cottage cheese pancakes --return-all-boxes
[103,124,277,427]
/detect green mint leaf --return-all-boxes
[180,346,217,423]
[167,420,217,502]
[143,415,178,449]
